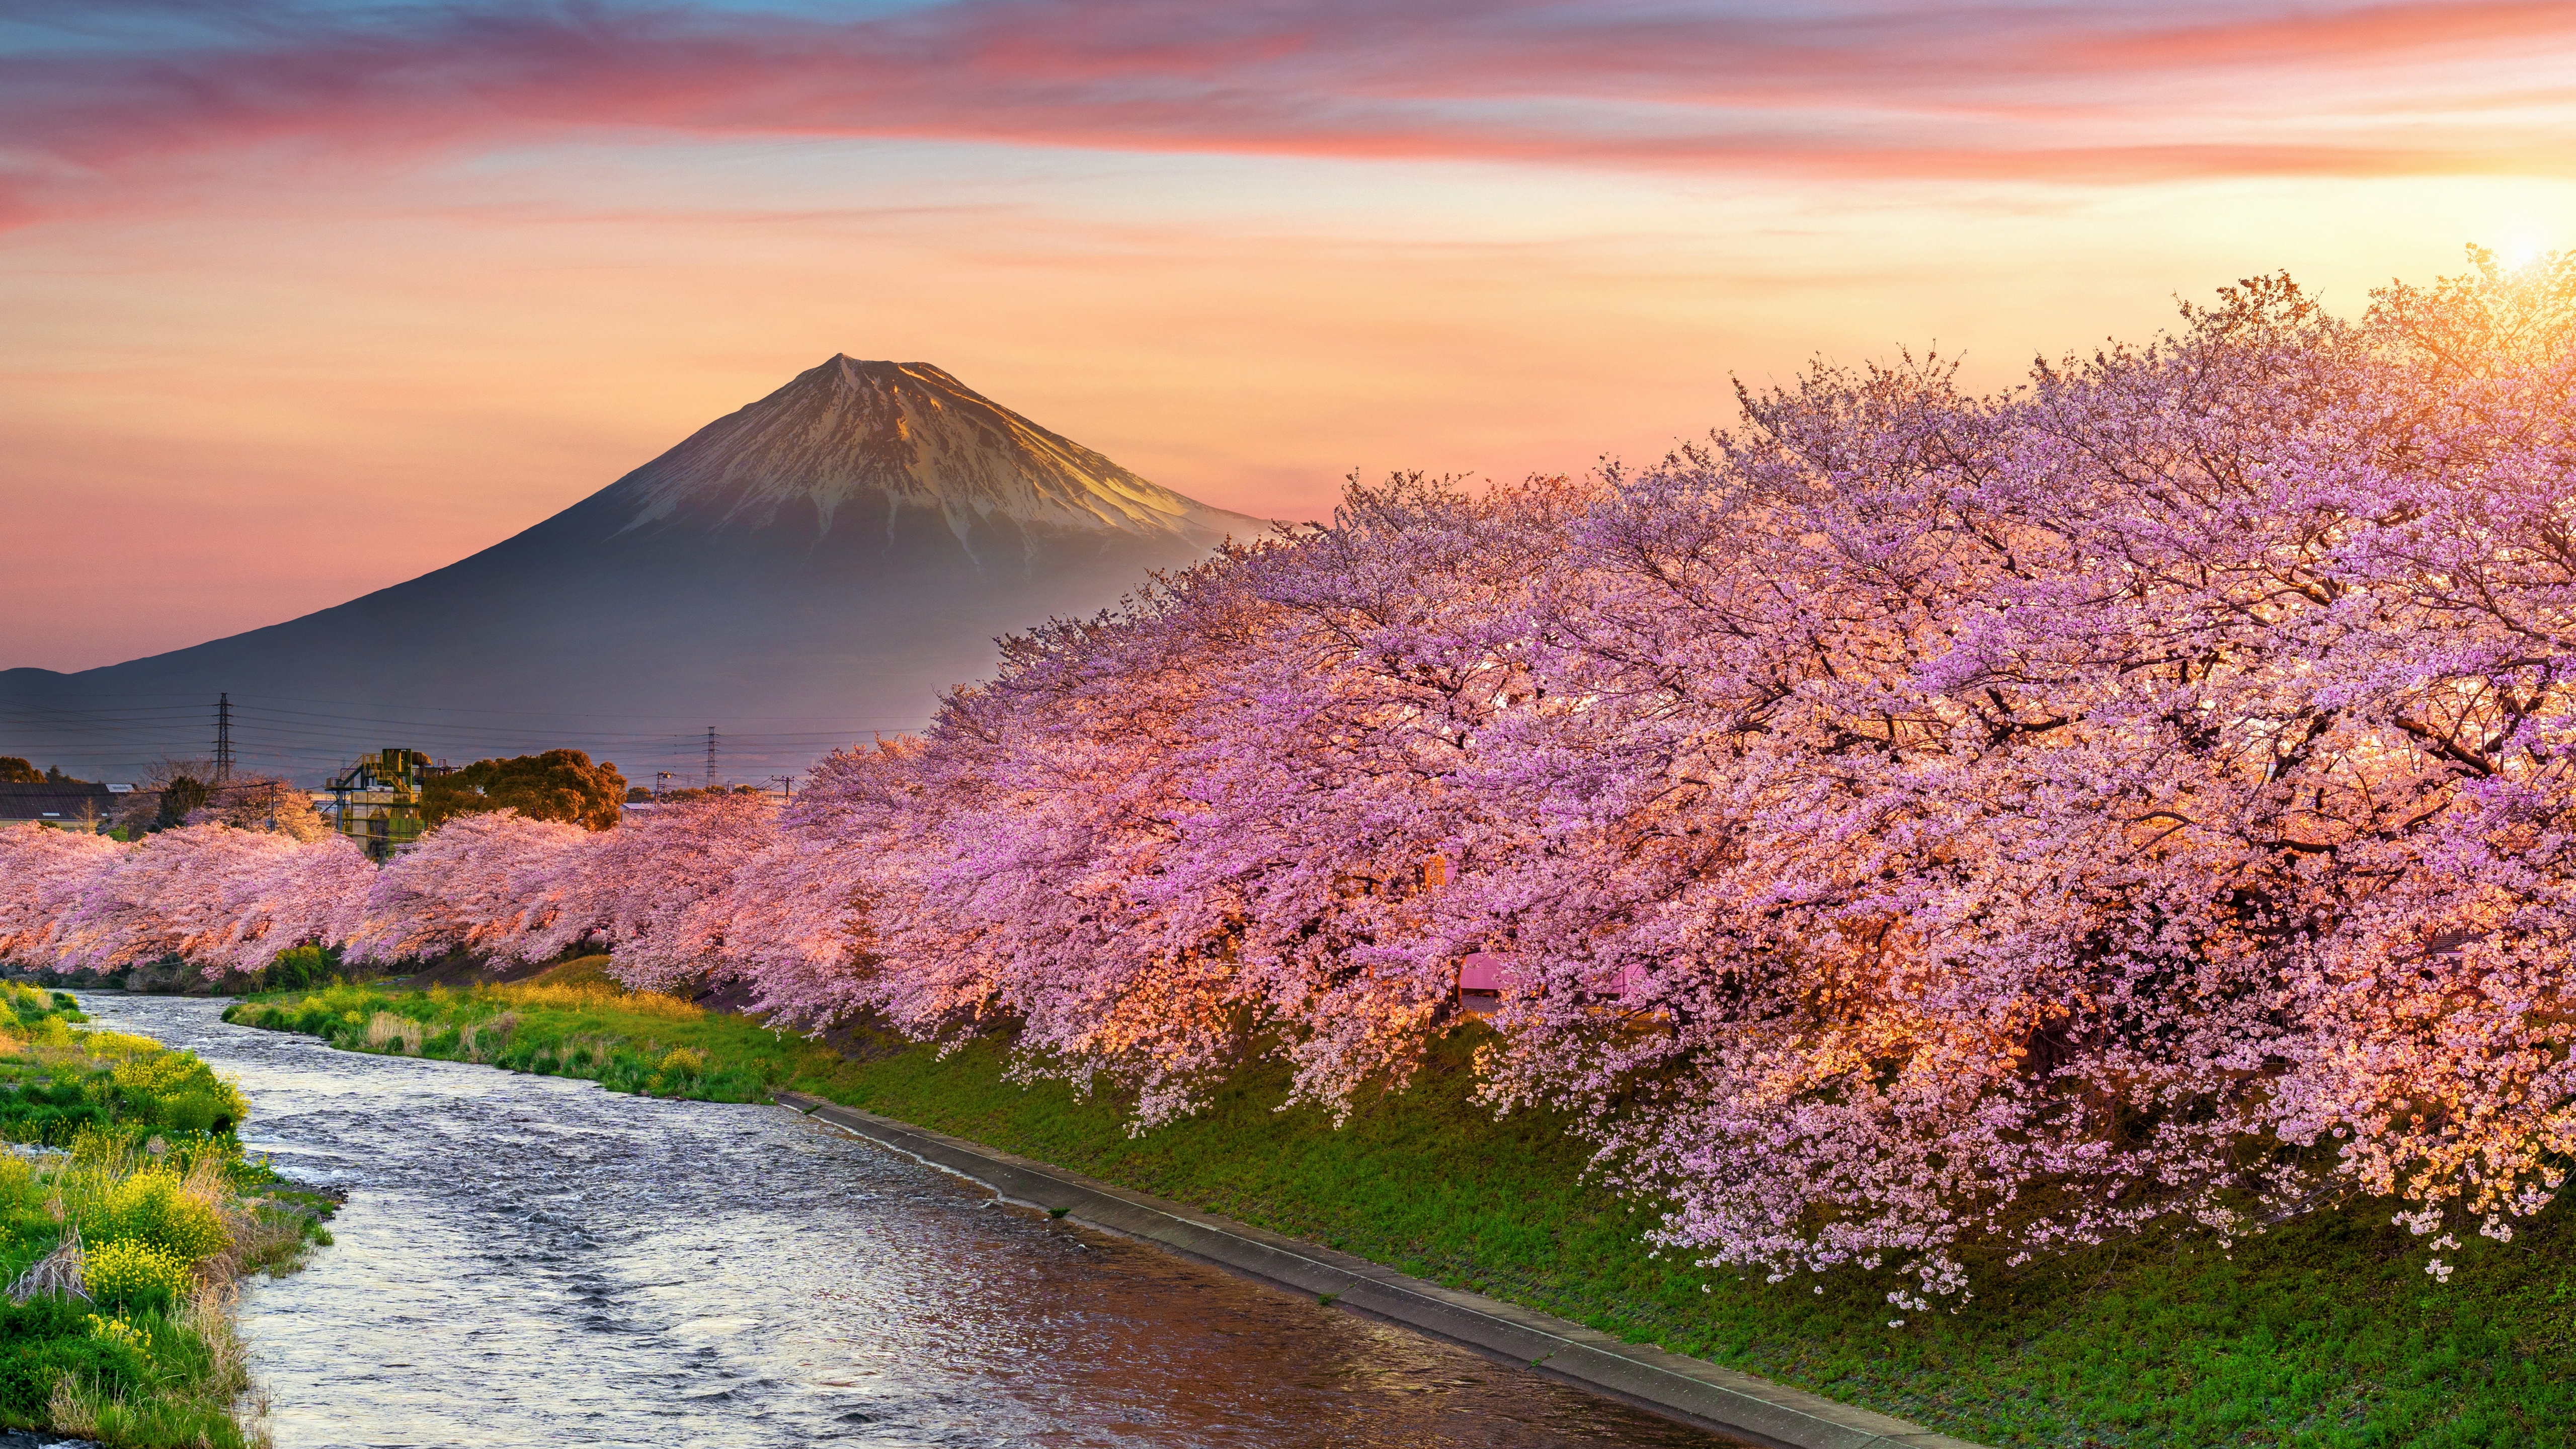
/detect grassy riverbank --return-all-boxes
[229,967,2570,1449]
[0,985,330,1447]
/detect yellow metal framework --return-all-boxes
[321,749,448,860]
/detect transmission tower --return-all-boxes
[213,694,233,781]
[704,727,718,789]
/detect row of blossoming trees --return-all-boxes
[7,255,2574,1300]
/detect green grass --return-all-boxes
[0,983,332,1447]
[229,968,2576,1448]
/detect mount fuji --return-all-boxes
[1,358,1272,779]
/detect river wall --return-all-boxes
[779,1092,1987,1449]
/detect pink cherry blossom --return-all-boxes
[0,825,124,966]
[10,250,2575,1299]
[341,811,590,967]
[36,824,369,976]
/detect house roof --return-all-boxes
[0,782,117,823]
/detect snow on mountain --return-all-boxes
[609,356,1263,554]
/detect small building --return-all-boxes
[318,749,451,859]
[0,782,125,833]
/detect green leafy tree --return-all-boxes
[422,750,625,832]
[0,758,39,784]
[151,775,211,831]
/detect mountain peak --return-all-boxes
[604,358,1261,550]
[807,356,969,396]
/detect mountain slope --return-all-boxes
[1,359,1272,781]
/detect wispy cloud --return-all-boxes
[5,0,2575,225]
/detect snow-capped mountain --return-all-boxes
[1,360,1276,780]
[613,356,1253,550]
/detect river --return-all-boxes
[74,993,1735,1449]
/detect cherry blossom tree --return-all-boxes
[341,811,591,967]
[0,825,124,968]
[43,825,369,977]
[12,250,2575,1302]
[781,251,2576,1297]
[572,792,784,989]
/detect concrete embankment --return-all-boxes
[776,1090,1988,1449]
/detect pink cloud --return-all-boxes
[2050,1,2576,69]
[5,0,2576,227]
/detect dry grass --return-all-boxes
[46,1374,95,1438]
[7,1225,82,1303]
[362,1013,425,1055]
[199,1153,306,1288]
[482,981,701,1021]
[182,1282,262,1444]
[458,1011,517,1062]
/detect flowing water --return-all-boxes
[73,994,1736,1449]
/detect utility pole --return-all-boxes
[771,773,794,802]
[213,694,233,781]
[704,727,718,790]
[654,771,675,801]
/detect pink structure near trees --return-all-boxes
[6,252,2574,1304]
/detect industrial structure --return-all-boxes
[317,749,449,859]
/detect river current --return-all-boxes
[72,993,1731,1449]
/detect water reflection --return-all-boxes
[76,994,1732,1449]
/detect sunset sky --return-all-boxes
[7,0,2576,671]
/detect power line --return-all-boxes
[1,695,913,786]
[0,686,898,723]
[220,713,871,747]
[0,703,206,718]
[228,701,917,732]
[2,698,919,738]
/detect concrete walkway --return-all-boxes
[775,1091,1989,1449]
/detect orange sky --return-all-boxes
[7,1,2576,670]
